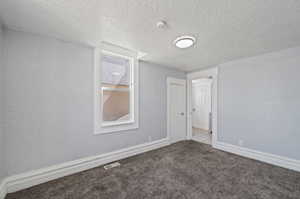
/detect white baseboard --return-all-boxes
[214,141,300,172]
[3,138,170,196]
[0,180,7,199]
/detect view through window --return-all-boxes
[101,53,133,125]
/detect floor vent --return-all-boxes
[104,162,121,170]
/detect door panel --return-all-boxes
[192,82,211,130]
[168,79,186,143]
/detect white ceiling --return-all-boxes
[1,0,300,71]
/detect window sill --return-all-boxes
[94,123,138,135]
[101,120,134,127]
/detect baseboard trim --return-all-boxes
[214,141,300,172]
[0,180,7,199]
[5,139,298,198]
[4,138,170,195]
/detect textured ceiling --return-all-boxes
[0,0,103,46]
[1,0,300,71]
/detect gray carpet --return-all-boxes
[6,141,300,199]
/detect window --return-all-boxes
[101,52,133,125]
[94,43,139,134]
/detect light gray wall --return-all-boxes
[3,29,185,176]
[0,25,5,181]
[218,46,300,160]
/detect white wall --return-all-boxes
[0,25,5,182]
[2,29,185,176]
[218,46,300,160]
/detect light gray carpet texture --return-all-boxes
[6,141,300,199]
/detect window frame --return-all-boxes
[94,43,139,135]
[100,50,134,127]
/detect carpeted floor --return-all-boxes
[6,141,300,199]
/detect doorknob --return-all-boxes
[179,112,185,116]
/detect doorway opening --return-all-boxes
[187,68,218,146]
[191,78,212,145]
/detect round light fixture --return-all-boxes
[174,36,196,49]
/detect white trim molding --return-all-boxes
[215,141,300,172]
[0,180,6,199]
[94,42,140,135]
[2,138,170,196]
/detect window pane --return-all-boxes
[101,53,132,123]
[101,54,130,86]
[102,89,130,122]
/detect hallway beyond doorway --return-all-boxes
[192,127,211,145]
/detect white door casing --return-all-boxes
[187,68,218,146]
[167,78,187,143]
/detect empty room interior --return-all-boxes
[1,1,300,198]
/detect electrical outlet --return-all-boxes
[238,139,244,146]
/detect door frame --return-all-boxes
[167,77,187,143]
[187,68,218,147]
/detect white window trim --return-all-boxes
[94,43,139,135]
[100,50,135,127]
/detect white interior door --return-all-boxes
[192,81,211,130]
[168,78,186,143]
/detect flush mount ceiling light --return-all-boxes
[174,36,196,49]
